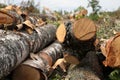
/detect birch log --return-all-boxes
[12,42,63,80]
[0,24,57,79]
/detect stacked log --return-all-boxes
[56,18,97,62]
[0,24,57,79]
[0,7,56,32]
[12,42,63,80]
[0,5,106,80]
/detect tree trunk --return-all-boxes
[65,51,103,80]
[0,24,57,79]
[12,42,63,80]
[101,33,120,68]
[56,18,97,60]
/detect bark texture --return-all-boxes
[65,51,103,80]
[12,42,63,80]
[59,18,97,60]
[63,18,96,51]
[0,24,57,79]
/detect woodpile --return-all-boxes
[0,6,56,33]
[0,5,120,80]
[0,24,57,79]
[0,6,58,78]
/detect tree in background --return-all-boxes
[88,0,101,14]
[87,0,101,20]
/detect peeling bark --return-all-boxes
[0,24,57,79]
[12,42,63,80]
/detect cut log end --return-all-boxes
[73,18,96,41]
[64,53,80,64]
[12,64,46,80]
[56,23,66,43]
[0,10,14,24]
[102,34,120,67]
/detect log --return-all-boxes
[0,10,42,31]
[0,10,38,31]
[22,13,57,33]
[0,6,56,32]
[73,18,96,41]
[100,33,120,67]
[0,10,14,24]
[65,51,103,80]
[12,42,63,80]
[56,18,97,60]
[0,30,29,79]
[0,10,23,30]
[0,24,57,79]
[21,15,46,33]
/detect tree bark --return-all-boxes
[65,51,103,80]
[56,18,97,60]
[101,33,120,68]
[0,24,57,79]
[12,42,63,80]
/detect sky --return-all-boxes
[0,0,120,14]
